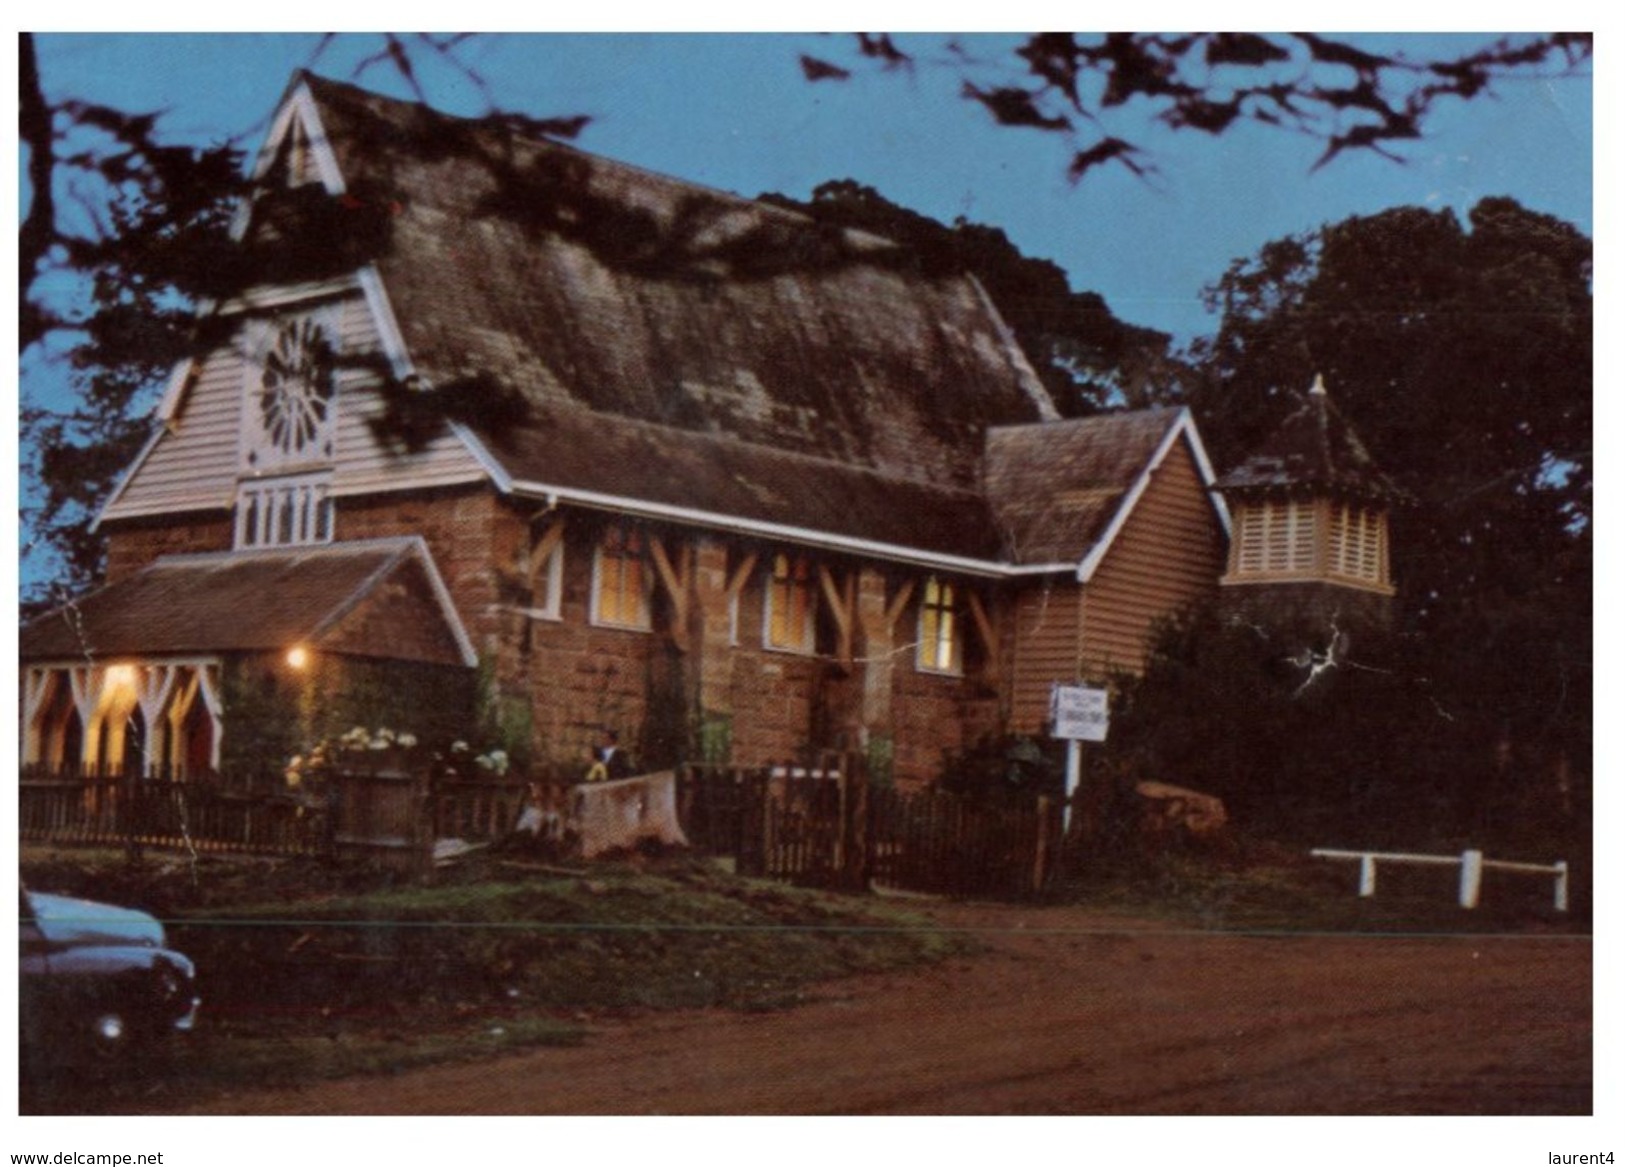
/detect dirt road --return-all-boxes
[185,902,1590,1115]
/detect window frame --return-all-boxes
[762,553,817,655]
[529,536,566,622]
[590,523,654,631]
[915,575,963,676]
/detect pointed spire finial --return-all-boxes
[1309,372,1327,397]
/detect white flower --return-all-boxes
[398,733,418,749]
[376,728,396,744]
[452,740,470,754]
[475,754,495,770]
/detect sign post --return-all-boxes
[1050,684,1110,833]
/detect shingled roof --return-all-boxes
[296,73,1055,517]
[19,539,475,667]
[984,408,1217,570]
[1213,375,1406,504]
[109,74,1223,581]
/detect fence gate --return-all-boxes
[677,758,1062,899]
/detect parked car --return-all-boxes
[19,886,200,1057]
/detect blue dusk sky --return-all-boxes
[23,29,1594,344]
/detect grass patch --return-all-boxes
[174,863,968,1014]
[1051,843,1587,935]
[20,848,969,1113]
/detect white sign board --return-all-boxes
[1051,684,1110,742]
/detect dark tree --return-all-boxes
[1157,199,1592,849]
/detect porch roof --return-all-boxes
[19,538,475,668]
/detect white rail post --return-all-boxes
[1554,861,1569,912]
[1459,849,1484,909]
[1359,854,1377,897]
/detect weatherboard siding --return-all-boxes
[1079,439,1223,678]
[100,344,247,519]
[327,297,488,496]
[100,295,485,524]
[1008,581,1087,734]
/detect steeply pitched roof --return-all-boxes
[130,74,1225,580]
[985,407,1222,571]
[1213,375,1405,504]
[19,539,475,667]
[298,73,1056,510]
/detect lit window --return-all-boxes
[917,576,961,674]
[592,525,652,630]
[764,554,816,653]
[235,474,334,549]
[1234,499,1316,576]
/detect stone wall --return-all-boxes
[104,514,234,582]
[103,490,1002,788]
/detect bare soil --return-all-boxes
[178,900,1590,1115]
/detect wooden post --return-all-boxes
[1359,854,1377,897]
[1032,795,1052,893]
[841,751,871,894]
[1459,849,1484,909]
[1554,861,1570,912]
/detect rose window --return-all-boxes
[257,318,335,461]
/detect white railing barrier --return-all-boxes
[1311,848,1569,912]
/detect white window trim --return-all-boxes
[762,554,817,655]
[589,528,654,632]
[916,576,964,677]
[234,472,335,550]
[521,539,565,622]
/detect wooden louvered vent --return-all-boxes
[1223,496,1393,594]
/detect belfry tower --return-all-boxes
[1213,374,1406,637]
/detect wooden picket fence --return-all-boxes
[19,767,324,858]
[24,760,1063,898]
[20,765,542,864]
[677,757,1063,899]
